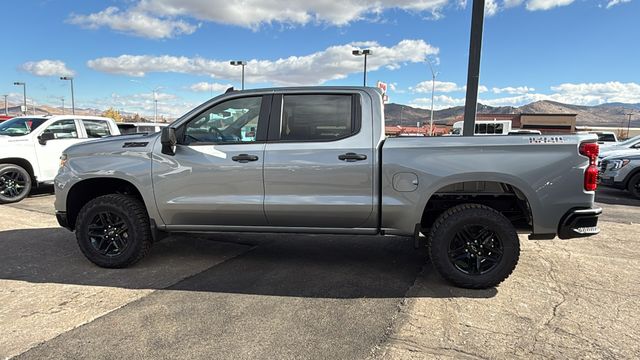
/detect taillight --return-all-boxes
[579,142,599,191]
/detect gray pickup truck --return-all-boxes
[54,87,601,289]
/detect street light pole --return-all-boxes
[154,90,158,123]
[230,61,247,90]
[426,57,439,136]
[3,95,7,115]
[352,49,373,86]
[60,76,75,115]
[626,113,633,139]
[61,97,65,115]
[13,82,26,115]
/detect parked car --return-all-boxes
[599,135,640,159]
[55,87,601,289]
[117,122,167,135]
[599,150,640,199]
[0,115,120,203]
[587,131,618,144]
[451,120,512,135]
[0,115,12,123]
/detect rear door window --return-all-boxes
[82,119,112,138]
[278,94,355,141]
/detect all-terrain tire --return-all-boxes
[627,173,640,199]
[0,164,32,204]
[75,194,153,268]
[428,203,520,289]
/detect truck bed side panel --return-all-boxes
[381,135,596,236]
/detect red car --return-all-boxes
[0,115,12,123]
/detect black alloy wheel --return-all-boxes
[87,211,130,257]
[0,164,32,204]
[448,225,503,275]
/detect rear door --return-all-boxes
[263,92,375,229]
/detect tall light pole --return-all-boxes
[426,57,439,136]
[3,95,7,115]
[626,113,633,139]
[130,79,161,122]
[230,61,247,90]
[13,82,26,115]
[61,97,65,115]
[60,76,75,115]
[352,49,372,86]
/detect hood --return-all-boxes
[600,148,640,160]
[64,133,159,156]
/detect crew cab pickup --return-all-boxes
[0,115,120,203]
[54,87,601,288]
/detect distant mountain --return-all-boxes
[384,100,640,128]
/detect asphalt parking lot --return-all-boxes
[1,187,639,359]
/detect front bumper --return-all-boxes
[557,207,602,239]
[56,211,72,231]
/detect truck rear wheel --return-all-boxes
[75,194,153,268]
[0,164,32,204]
[628,173,640,199]
[428,204,520,289]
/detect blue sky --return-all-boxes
[1,0,638,118]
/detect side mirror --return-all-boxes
[161,127,177,155]
[38,132,55,145]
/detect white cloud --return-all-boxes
[411,95,466,110]
[606,0,632,8]
[525,0,575,11]
[485,0,500,16]
[408,81,640,109]
[87,39,439,86]
[492,86,535,95]
[68,6,198,39]
[135,0,450,28]
[189,82,234,93]
[84,92,196,118]
[414,80,462,93]
[550,81,640,104]
[21,60,74,77]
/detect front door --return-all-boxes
[153,95,270,227]
[34,119,82,181]
[263,93,375,229]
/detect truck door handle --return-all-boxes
[232,154,259,163]
[338,153,367,162]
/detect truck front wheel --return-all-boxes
[428,204,520,289]
[0,164,32,204]
[75,194,153,268]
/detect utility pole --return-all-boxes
[352,49,373,86]
[230,61,247,90]
[13,82,26,115]
[426,57,438,136]
[60,77,75,115]
[462,0,485,136]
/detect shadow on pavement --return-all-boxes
[0,227,497,299]
[28,184,55,197]
[596,187,640,206]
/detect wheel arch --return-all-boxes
[0,157,36,183]
[66,177,145,229]
[418,175,538,233]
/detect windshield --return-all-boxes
[0,118,47,136]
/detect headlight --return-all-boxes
[59,153,68,168]
[610,159,630,170]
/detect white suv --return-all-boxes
[0,115,120,203]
